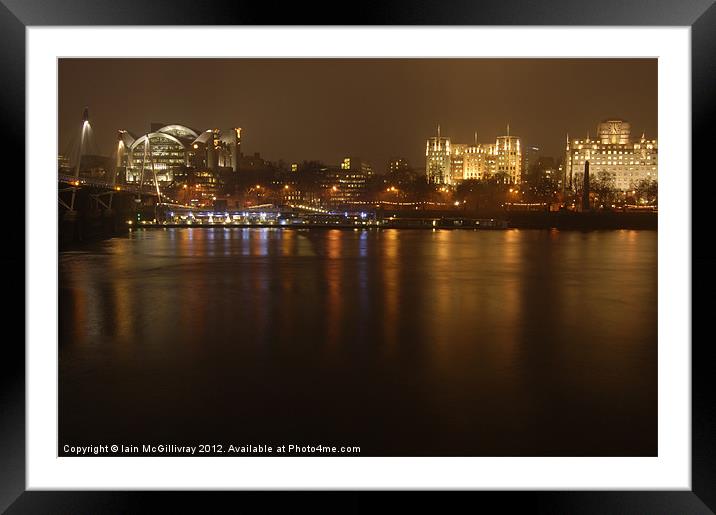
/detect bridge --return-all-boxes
[58,108,192,219]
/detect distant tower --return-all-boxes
[582,160,590,211]
[425,124,451,185]
[116,130,126,169]
[563,133,570,194]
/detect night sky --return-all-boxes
[58,58,657,172]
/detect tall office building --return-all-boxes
[494,134,522,184]
[449,144,468,184]
[523,144,541,180]
[564,119,658,191]
[425,126,452,185]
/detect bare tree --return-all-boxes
[593,171,617,209]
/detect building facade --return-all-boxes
[463,144,496,180]
[425,128,452,185]
[118,124,241,185]
[565,119,658,192]
[427,127,522,185]
[494,135,522,183]
[326,167,368,205]
[449,144,468,184]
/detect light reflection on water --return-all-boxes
[59,228,657,456]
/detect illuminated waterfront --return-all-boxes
[59,228,657,456]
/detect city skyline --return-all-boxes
[58,58,658,170]
[56,58,660,462]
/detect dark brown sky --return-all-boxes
[58,58,657,171]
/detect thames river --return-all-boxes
[59,228,657,456]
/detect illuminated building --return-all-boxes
[118,124,241,185]
[449,144,467,184]
[494,134,522,184]
[341,156,373,177]
[435,126,522,184]
[425,126,452,184]
[271,170,303,205]
[185,169,224,207]
[463,143,495,181]
[327,166,368,205]
[319,157,372,205]
[565,119,658,191]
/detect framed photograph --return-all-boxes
[2,0,713,512]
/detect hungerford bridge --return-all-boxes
[58,108,197,221]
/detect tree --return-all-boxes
[526,174,559,203]
[402,176,435,204]
[453,177,511,213]
[592,171,617,209]
[494,171,510,185]
[635,178,658,205]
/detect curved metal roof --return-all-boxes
[130,132,187,151]
[156,124,199,139]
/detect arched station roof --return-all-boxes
[130,131,187,151]
[156,124,200,140]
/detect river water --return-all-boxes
[59,227,657,456]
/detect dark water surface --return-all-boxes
[59,228,657,456]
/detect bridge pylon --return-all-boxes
[59,107,91,219]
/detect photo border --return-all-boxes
[2,0,713,512]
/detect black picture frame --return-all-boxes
[1,0,712,512]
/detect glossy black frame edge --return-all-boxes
[1,0,713,513]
